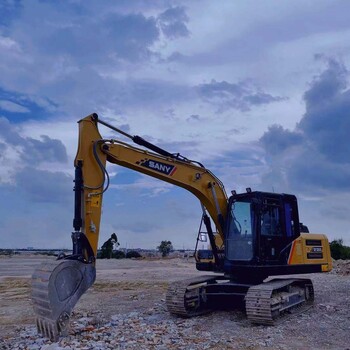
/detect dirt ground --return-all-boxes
[0,255,349,349]
[0,255,208,335]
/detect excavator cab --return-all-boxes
[221,190,330,282]
[225,191,300,265]
[196,189,331,282]
[196,191,300,274]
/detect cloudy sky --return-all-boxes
[0,0,349,250]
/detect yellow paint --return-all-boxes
[75,114,228,256]
[321,264,329,272]
[288,233,332,271]
[90,193,101,207]
[296,243,302,256]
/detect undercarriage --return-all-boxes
[166,275,314,325]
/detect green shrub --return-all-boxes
[126,250,142,259]
[113,250,126,259]
[330,239,350,260]
[0,249,14,256]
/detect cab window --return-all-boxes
[261,206,281,236]
[226,201,254,260]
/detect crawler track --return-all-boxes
[245,278,314,325]
[166,275,217,317]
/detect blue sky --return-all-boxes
[0,0,349,249]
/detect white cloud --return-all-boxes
[0,144,22,184]
[0,35,21,52]
[109,177,173,197]
[0,100,30,113]
[0,0,349,248]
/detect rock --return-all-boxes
[41,345,66,350]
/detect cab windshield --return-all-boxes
[226,200,254,261]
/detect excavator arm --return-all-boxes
[32,113,228,340]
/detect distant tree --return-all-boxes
[330,239,350,260]
[100,233,119,259]
[157,240,173,257]
[126,250,142,259]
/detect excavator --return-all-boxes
[32,113,332,340]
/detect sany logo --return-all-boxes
[136,159,177,176]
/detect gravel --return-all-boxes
[0,257,349,350]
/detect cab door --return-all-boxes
[258,197,300,264]
[259,204,284,262]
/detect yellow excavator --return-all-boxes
[32,113,332,340]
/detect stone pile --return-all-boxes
[332,259,350,275]
[0,309,239,350]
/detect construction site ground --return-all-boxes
[0,255,349,350]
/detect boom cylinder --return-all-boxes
[73,161,83,231]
